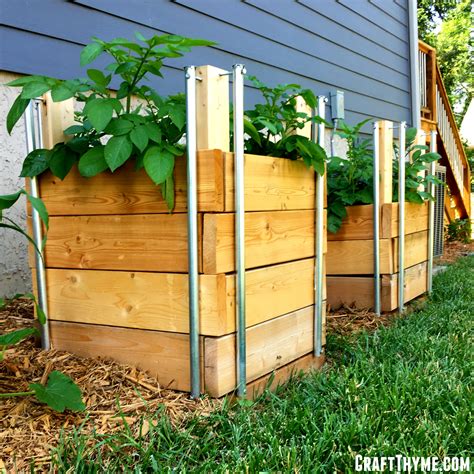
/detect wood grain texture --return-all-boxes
[327,261,428,311]
[41,93,75,149]
[223,258,326,332]
[327,238,393,275]
[382,202,429,238]
[35,150,225,215]
[44,269,225,335]
[44,258,324,336]
[379,120,393,205]
[44,213,202,272]
[327,230,428,275]
[392,230,428,272]
[204,304,326,397]
[223,152,317,212]
[203,210,326,274]
[241,353,325,400]
[328,202,429,241]
[196,66,230,152]
[49,321,203,392]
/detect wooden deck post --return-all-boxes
[196,65,230,152]
[378,120,393,205]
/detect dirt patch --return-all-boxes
[0,299,218,473]
[435,240,474,265]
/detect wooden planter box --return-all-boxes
[30,149,327,397]
[326,202,429,311]
[326,120,430,312]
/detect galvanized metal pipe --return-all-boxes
[398,122,407,313]
[24,100,50,349]
[314,96,326,356]
[427,130,437,294]
[185,66,200,398]
[372,122,381,316]
[233,64,247,397]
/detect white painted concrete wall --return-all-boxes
[0,71,32,297]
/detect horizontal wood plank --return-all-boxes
[328,202,429,241]
[327,261,428,311]
[327,238,393,275]
[36,150,224,215]
[49,321,203,392]
[382,202,429,238]
[241,353,325,400]
[203,210,326,274]
[43,213,202,272]
[223,152,317,211]
[327,230,428,275]
[44,258,325,336]
[204,304,326,397]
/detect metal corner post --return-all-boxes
[24,100,50,349]
[398,122,407,313]
[314,96,326,356]
[185,66,201,398]
[233,64,247,397]
[427,130,437,294]
[373,121,381,316]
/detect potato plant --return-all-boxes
[0,190,84,412]
[6,33,214,210]
[327,120,442,233]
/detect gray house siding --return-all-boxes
[0,0,412,126]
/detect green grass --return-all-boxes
[51,257,474,473]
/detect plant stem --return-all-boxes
[0,390,35,398]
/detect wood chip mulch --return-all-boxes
[435,240,474,265]
[0,299,218,473]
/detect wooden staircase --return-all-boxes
[419,40,471,220]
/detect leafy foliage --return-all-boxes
[446,218,472,243]
[0,188,49,257]
[30,371,86,413]
[239,76,328,175]
[418,0,473,123]
[327,121,442,233]
[0,328,39,361]
[6,33,215,210]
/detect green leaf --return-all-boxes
[0,328,38,347]
[161,174,175,211]
[244,119,262,146]
[104,118,134,136]
[130,125,149,152]
[51,83,75,102]
[21,82,51,99]
[30,370,85,412]
[331,201,347,219]
[168,107,185,130]
[48,145,76,180]
[87,69,107,85]
[78,146,108,177]
[105,136,133,172]
[144,147,175,185]
[20,149,49,177]
[26,194,49,230]
[63,125,85,135]
[0,191,22,211]
[7,95,30,134]
[80,42,104,67]
[6,76,49,87]
[145,122,162,143]
[83,98,114,132]
[36,304,47,325]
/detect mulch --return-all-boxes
[1,240,471,472]
[0,300,218,473]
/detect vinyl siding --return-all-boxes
[0,0,412,126]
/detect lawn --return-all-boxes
[51,256,473,472]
